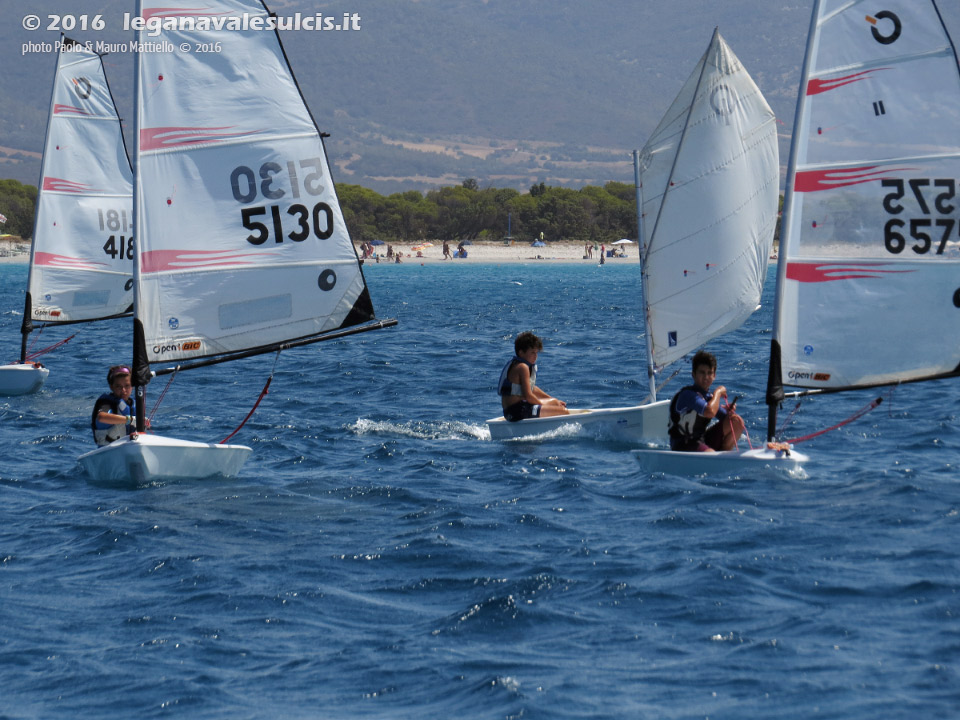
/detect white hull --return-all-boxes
[486,401,670,442]
[0,363,50,396]
[634,445,808,476]
[78,433,252,484]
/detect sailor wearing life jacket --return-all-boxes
[668,350,744,452]
[498,331,569,422]
[91,365,147,446]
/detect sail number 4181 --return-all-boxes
[882,178,956,255]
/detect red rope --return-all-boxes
[220,376,272,445]
[784,396,884,445]
[149,368,179,423]
[725,402,753,451]
[25,333,76,361]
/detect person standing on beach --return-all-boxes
[443,241,452,260]
[498,332,569,422]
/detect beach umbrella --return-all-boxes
[411,242,433,251]
[613,239,634,245]
[531,240,545,247]
[370,239,384,246]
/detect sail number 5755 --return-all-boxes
[881,178,956,255]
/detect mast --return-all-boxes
[765,1,820,442]
[633,149,657,402]
[132,1,147,434]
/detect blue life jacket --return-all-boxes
[91,392,136,447]
[498,356,537,397]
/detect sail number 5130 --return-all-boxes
[881,178,956,255]
[230,158,335,245]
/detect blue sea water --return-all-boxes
[1,259,959,719]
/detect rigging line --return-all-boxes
[784,396,885,445]
[148,365,179,422]
[25,324,45,353]
[776,400,803,439]
[219,349,281,445]
[655,365,683,395]
[25,333,75,361]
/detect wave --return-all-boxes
[349,417,491,441]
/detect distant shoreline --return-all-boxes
[0,241,639,266]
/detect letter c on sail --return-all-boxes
[72,76,92,99]
[710,85,738,120]
[869,11,902,45]
[954,288,960,308]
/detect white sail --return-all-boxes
[26,37,132,326]
[134,0,378,370]
[638,29,779,370]
[771,0,960,391]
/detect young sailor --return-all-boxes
[499,331,569,422]
[668,350,744,452]
[91,365,149,446]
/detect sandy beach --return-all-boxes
[0,240,635,265]
[360,240,633,265]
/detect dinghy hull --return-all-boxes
[486,400,670,442]
[78,433,252,484]
[633,445,808,475]
[0,363,50,396]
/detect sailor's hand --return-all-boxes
[715,385,727,398]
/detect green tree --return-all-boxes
[0,179,37,239]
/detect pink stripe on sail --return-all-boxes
[42,177,98,193]
[140,126,264,151]
[140,248,276,273]
[53,104,93,116]
[807,68,890,96]
[794,166,913,192]
[786,262,914,283]
[34,252,109,270]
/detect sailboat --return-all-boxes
[639,0,960,474]
[78,0,396,483]
[766,1,960,444]
[0,37,132,396]
[487,29,779,443]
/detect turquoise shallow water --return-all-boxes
[2,260,959,719]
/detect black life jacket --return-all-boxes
[498,356,537,397]
[668,385,712,448]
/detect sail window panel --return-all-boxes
[72,290,112,308]
[218,294,292,330]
